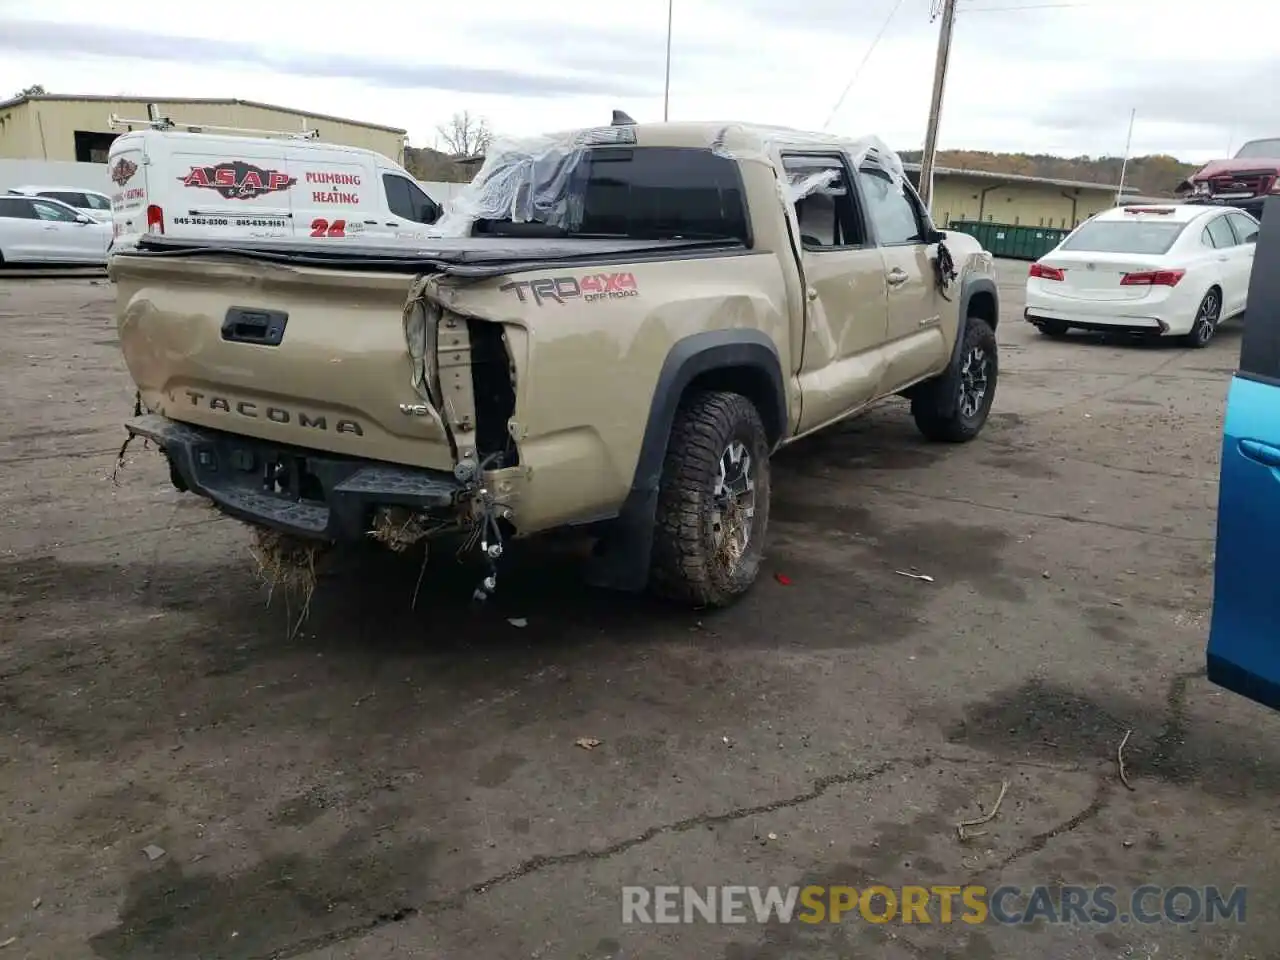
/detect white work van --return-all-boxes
[106,119,442,250]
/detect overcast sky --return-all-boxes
[0,0,1274,162]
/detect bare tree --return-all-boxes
[435,111,493,157]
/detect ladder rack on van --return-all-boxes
[108,105,320,141]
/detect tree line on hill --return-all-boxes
[403,107,1209,197]
[896,149,1199,197]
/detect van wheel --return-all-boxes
[650,391,771,608]
[912,317,999,443]
[1182,289,1220,348]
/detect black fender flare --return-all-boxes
[935,274,999,417]
[584,328,787,593]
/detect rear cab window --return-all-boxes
[472,146,751,244]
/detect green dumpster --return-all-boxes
[945,220,1072,261]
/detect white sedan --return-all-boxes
[8,185,114,222]
[1024,203,1258,347]
[0,194,112,265]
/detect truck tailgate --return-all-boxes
[111,254,456,471]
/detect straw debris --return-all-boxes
[248,527,322,638]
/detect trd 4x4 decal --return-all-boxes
[500,272,639,306]
[179,161,296,200]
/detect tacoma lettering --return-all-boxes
[184,391,363,435]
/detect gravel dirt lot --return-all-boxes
[2,262,1278,960]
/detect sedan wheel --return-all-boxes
[1183,290,1220,349]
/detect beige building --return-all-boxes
[905,164,1130,229]
[0,94,407,165]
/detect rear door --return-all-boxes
[1208,195,1280,711]
[108,137,150,245]
[782,153,891,432]
[0,197,43,260]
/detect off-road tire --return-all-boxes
[1036,318,1069,338]
[911,316,998,443]
[649,391,771,608]
[1181,289,1221,349]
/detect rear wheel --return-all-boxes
[650,391,770,608]
[912,317,999,443]
[1182,289,1221,348]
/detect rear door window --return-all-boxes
[781,154,869,249]
[1206,216,1237,249]
[0,197,36,219]
[41,191,88,208]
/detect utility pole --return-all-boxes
[1116,107,1136,205]
[918,0,957,210]
[663,0,674,121]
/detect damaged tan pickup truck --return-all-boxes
[110,119,1000,607]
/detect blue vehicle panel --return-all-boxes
[1208,195,1280,710]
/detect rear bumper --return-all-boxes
[126,414,463,542]
[1024,307,1168,335]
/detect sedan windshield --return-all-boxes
[1059,220,1187,255]
[1235,139,1280,160]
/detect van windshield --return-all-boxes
[439,144,750,243]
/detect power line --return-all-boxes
[822,0,908,131]
[960,2,1094,11]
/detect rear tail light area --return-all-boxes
[146,204,164,234]
[1029,263,1065,281]
[1120,269,1185,287]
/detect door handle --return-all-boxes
[806,287,818,302]
[1239,439,1280,468]
[1217,255,1229,262]
[887,268,909,286]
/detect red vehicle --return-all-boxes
[1179,138,1280,219]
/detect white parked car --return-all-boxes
[0,194,112,265]
[8,185,114,222]
[1024,203,1258,347]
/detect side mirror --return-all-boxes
[926,227,946,245]
[75,213,93,224]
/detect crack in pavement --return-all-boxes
[263,752,1101,959]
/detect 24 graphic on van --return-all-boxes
[310,218,347,237]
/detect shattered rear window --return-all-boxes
[437,145,750,244]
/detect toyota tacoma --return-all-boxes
[109,118,1000,607]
